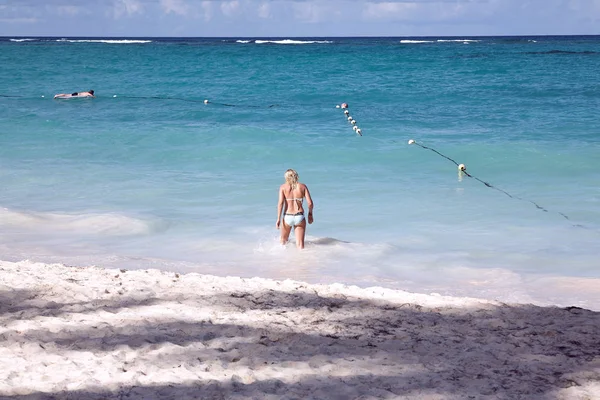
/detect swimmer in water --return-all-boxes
[54,90,95,99]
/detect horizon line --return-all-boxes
[2,34,600,39]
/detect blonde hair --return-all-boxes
[284,169,299,190]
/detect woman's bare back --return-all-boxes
[280,183,307,214]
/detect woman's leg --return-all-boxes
[280,221,292,245]
[294,219,307,249]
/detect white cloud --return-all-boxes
[0,17,38,24]
[1,0,599,36]
[258,2,271,19]
[220,1,240,17]
[56,5,86,16]
[199,1,213,22]
[362,0,489,22]
[160,0,189,16]
[110,0,144,19]
[363,2,416,20]
[291,2,338,23]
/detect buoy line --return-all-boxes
[336,102,362,136]
[408,139,592,230]
[117,96,280,108]
[0,93,280,108]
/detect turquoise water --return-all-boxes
[1,36,599,309]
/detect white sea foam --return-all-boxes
[0,207,156,236]
[400,39,480,44]
[9,38,37,42]
[253,39,332,45]
[55,39,152,44]
[400,40,434,44]
[437,39,481,43]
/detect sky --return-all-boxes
[0,0,599,37]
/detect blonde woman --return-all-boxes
[276,169,314,249]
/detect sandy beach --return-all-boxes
[1,260,599,400]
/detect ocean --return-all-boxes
[1,36,599,310]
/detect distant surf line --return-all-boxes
[400,39,481,44]
[236,39,333,45]
[55,39,152,44]
[6,38,152,44]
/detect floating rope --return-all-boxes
[408,139,589,229]
[115,96,279,108]
[0,93,280,108]
[116,95,206,103]
[336,103,362,136]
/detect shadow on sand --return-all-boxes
[1,281,599,399]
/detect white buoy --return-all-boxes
[336,105,340,108]
[347,116,352,121]
[408,139,415,145]
[353,126,358,131]
[351,120,356,125]
[344,110,349,115]
[113,95,117,98]
[356,128,362,136]
[458,164,465,182]
[204,99,209,104]
[41,95,44,98]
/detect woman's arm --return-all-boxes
[276,186,285,229]
[304,185,314,224]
